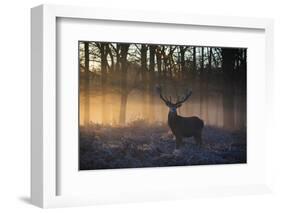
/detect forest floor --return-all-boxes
[79,120,246,170]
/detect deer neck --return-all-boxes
[168,111,178,118]
[168,111,179,128]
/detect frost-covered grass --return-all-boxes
[79,120,246,170]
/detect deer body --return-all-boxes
[168,111,204,149]
[156,85,204,149]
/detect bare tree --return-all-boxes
[148,45,156,122]
[96,43,109,123]
[140,44,148,119]
[83,41,90,125]
[192,47,197,78]
[222,48,237,130]
[119,44,130,124]
[200,47,204,116]
[155,46,162,80]
[179,46,187,78]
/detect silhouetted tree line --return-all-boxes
[79,41,246,130]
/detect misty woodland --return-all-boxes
[79,41,247,170]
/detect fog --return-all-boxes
[80,81,246,131]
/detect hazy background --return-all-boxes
[79,42,246,131]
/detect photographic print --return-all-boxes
[79,41,247,170]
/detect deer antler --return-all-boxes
[155,85,170,104]
[156,85,192,106]
[175,89,192,106]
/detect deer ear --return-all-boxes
[177,104,182,108]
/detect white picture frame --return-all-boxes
[31,4,274,208]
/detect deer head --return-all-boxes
[155,85,192,113]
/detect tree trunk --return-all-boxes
[168,46,174,78]
[179,46,186,79]
[99,43,108,124]
[107,45,114,73]
[156,46,162,81]
[100,43,108,85]
[148,45,156,122]
[141,44,148,120]
[201,47,204,74]
[119,44,130,124]
[193,47,196,69]
[162,47,167,78]
[200,47,204,117]
[149,45,156,79]
[208,48,212,72]
[141,44,148,81]
[83,41,90,125]
[205,48,212,123]
[222,48,236,130]
[192,47,196,78]
[115,44,121,74]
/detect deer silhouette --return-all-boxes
[156,85,204,149]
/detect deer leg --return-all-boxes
[175,136,182,149]
[194,134,202,147]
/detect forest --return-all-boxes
[79,41,247,170]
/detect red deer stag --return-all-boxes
[156,85,204,149]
